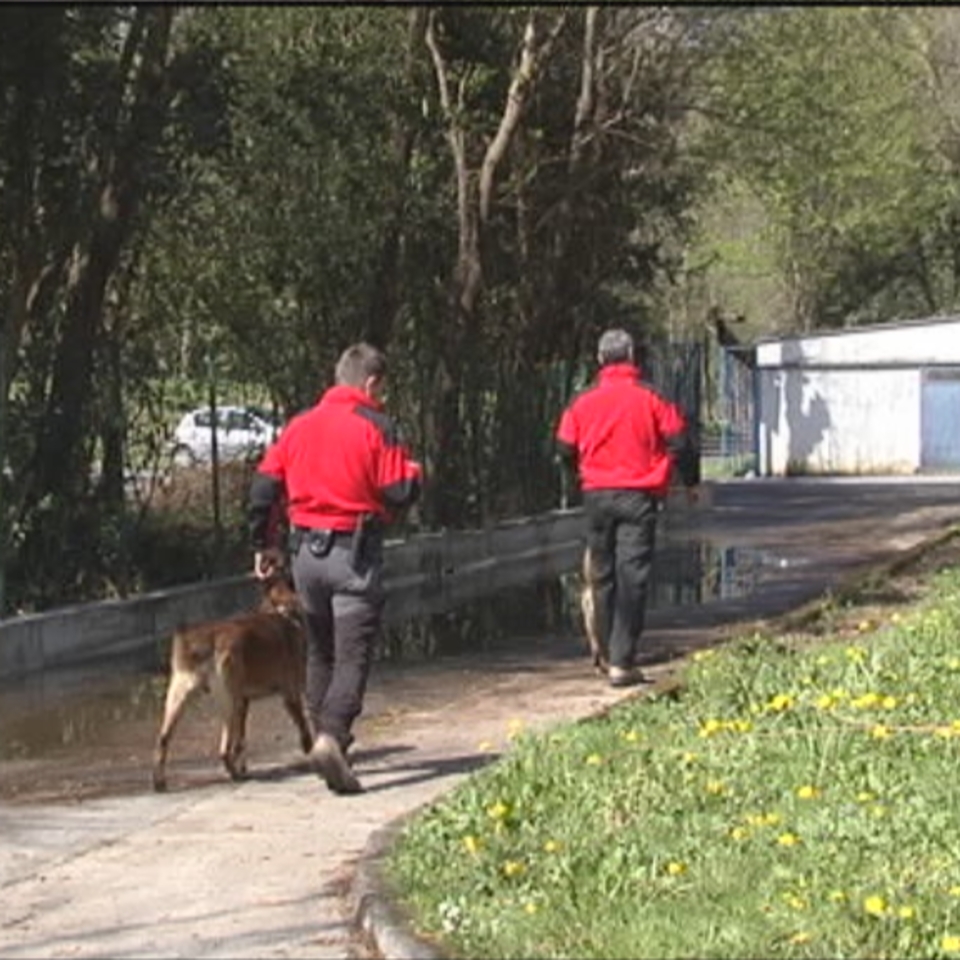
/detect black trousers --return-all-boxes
[290,532,384,750]
[583,489,658,670]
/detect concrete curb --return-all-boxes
[351,809,446,960]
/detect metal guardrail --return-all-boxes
[0,508,586,680]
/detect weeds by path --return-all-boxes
[388,530,960,959]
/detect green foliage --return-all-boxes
[389,559,960,959]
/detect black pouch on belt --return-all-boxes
[307,529,334,558]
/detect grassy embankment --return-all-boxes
[388,529,960,959]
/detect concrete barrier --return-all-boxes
[0,508,586,680]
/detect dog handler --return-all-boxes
[248,342,422,794]
[556,328,699,688]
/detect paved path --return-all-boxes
[1,479,958,959]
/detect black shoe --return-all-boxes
[310,733,364,795]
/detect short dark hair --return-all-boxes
[597,328,634,366]
[335,342,387,387]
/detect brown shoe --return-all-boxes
[310,732,364,794]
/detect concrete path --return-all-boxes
[2,479,958,959]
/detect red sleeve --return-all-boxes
[377,434,422,512]
[556,402,579,447]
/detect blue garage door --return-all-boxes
[921,369,960,470]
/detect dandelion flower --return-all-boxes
[796,785,820,800]
[828,890,847,903]
[897,905,915,920]
[729,826,748,841]
[863,895,887,917]
[543,839,561,854]
[777,832,800,847]
[881,695,898,710]
[622,729,640,742]
[585,753,603,766]
[789,931,812,944]
[767,693,794,712]
[462,835,481,855]
[870,724,891,740]
[488,800,510,820]
[705,779,727,795]
[856,791,874,803]
[524,902,538,914]
[699,718,723,737]
[681,751,699,764]
[949,886,960,898]
[502,860,525,878]
[943,935,960,953]
[665,861,687,876]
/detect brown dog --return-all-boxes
[152,576,313,792]
[580,547,609,675]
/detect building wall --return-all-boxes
[758,367,920,475]
[756,317,960,476]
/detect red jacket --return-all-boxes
[249,385,421,545]
[556,363,695,496]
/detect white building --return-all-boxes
[755,316,960,476]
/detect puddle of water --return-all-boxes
[0,537,772,777]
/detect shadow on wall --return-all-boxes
[767,370,831,474]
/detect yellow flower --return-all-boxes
[665,861,687,876]
[881,695,898,710]
[934,726,954,739]
[789,931,812,944]
[870,724,891,740]
[502,860,525,878]
[783,893,807,910]
[852,692,880,709]
[949,885,960,898]
[488,800,510,820]
[897,905,915,920]
[815,693,837,710]
[681,751,698,764]
[524,901,538,914]
[846,646,867,661]
[543,839,561,854]
[777,832,801,847]
[733,719,753,733]
[890,612,902,623]
[767,693,794,712]
[622,729,640,742]
[693,649,714,662]
[796,784,820,800]
[699,718,723,737]
[857,619,872,632]
[506,718,525,740]
[948,658,960,671]
[462,835,481,855]
[863,895,887,917]
[856,791,874,803]
[871,805,887,818]
[943,935,960,953]
[585,753,603,766]
[705,779,727,795]
[729,826,748,841]
[828,890,847,903]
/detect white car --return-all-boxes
[170,405,281,466]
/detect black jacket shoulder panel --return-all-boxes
[353,404,401,446]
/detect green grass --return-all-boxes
[387,549,960,959]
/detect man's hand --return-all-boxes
[254,547,284,580]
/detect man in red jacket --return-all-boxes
[556,328,699,688]
[248,342,422,794]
